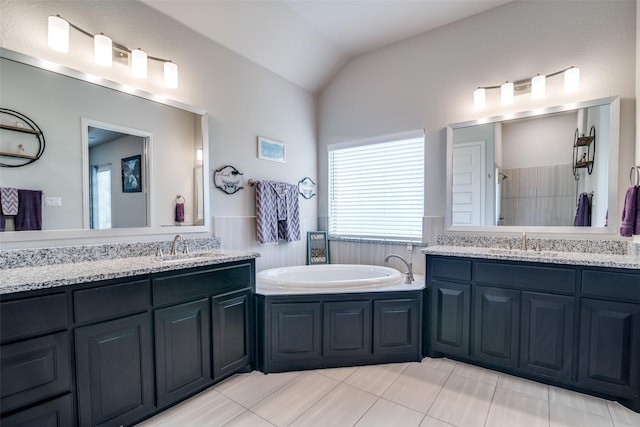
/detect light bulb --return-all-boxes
[473,88,486,110]
[131,49,147,79]
[501,82,514,105]
[164,61,178,89]
[531,75,546,99]
[564,67,580,93]
[94,34,112,67]
[48,16,69,53]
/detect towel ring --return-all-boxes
[631,166,640,187]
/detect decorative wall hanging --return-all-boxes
[572,125,596,176]
[0,109,46,168]
[257,136,286,163]
[298,177,317,199]
[307,231,329,265]
[121,154,142,193]
[214,165,244,194]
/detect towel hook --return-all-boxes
[631,166,640,187]
[176,194,185,203]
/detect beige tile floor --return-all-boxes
[137,357,640,427]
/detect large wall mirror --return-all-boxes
[446,96,620,234]
[0,49,210,243]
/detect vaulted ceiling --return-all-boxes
[141,0,510,93]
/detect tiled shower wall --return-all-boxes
[500,164,576,226]
[213,216,318,272]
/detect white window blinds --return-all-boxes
[328,132,424,241]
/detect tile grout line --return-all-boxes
[421,360,458,423]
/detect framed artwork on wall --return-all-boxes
[257,136,286,163]
[121,154,142,193]
[307,231,329,265]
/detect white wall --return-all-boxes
[502,113,577,169]
[319,1,636,245]
[0,0,318,270]
[89,135,146,228]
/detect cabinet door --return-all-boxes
[155,298,211,407]
[270,302,321,362]
[520,292,575,380]
[212,289,252,380]
[75,313,154,427]
[1,332,70,414]
[431,280,471,357]
[1,394,73,427]
[473,286,520,369]
[323,301,371,358]
[578,298,640,398]
[373,298,420,356]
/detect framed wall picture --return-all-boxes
[257,136,286,163]
[307,231,329,265]
[121,154,142,193]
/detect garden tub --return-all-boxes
[256,264,424,295]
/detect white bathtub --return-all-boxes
[256,264,425,295]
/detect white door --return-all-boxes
[452,141,485,225]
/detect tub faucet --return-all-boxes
[385,254,414,284]
[170,234,183,255]
[521,232,527,251]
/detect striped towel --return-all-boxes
[0,188,18,215]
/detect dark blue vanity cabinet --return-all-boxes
[257,291,422,373]
[0,259,255,426]
[0,293,73,427]
[426,254,640,412]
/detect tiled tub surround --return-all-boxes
[0,238,262,294]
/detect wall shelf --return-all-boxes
[0,109,46,167]
[572,125,596,176]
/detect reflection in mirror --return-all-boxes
[86,122,150,229]
[446,96,620,233]
[0,49,209,238]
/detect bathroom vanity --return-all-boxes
[0,252,256,427]
[424,246,640,412]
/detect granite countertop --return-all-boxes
[422,245,640,269]
[0,250,260,295]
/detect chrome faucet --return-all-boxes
[521,232,527,251]
[170,234,183,255]
[385,254,414,284]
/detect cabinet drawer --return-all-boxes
[1,294,68,344]
[475,261,575,294]
[0,332,71,413]
[582,270,640,302]
[154,263,253,305]
[74,279,151,323]
[430,257,472,282]
[1,394,73,427]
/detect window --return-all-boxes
[90,165,112,229]
[328,131,424,241]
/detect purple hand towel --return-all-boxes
[175,202,185,223]
[620,186,637,237]
[573,193,591,227]
[635,186,640,235]
[15,190,42,231]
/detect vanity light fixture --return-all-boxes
[531,74,546,99]
[501,81,514,105]
[47,16,69,52]
[47,15,178,88]
[473,66,580,109]
[93,34,112,67]
[473,88,486,110]
[131,49,148,79]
